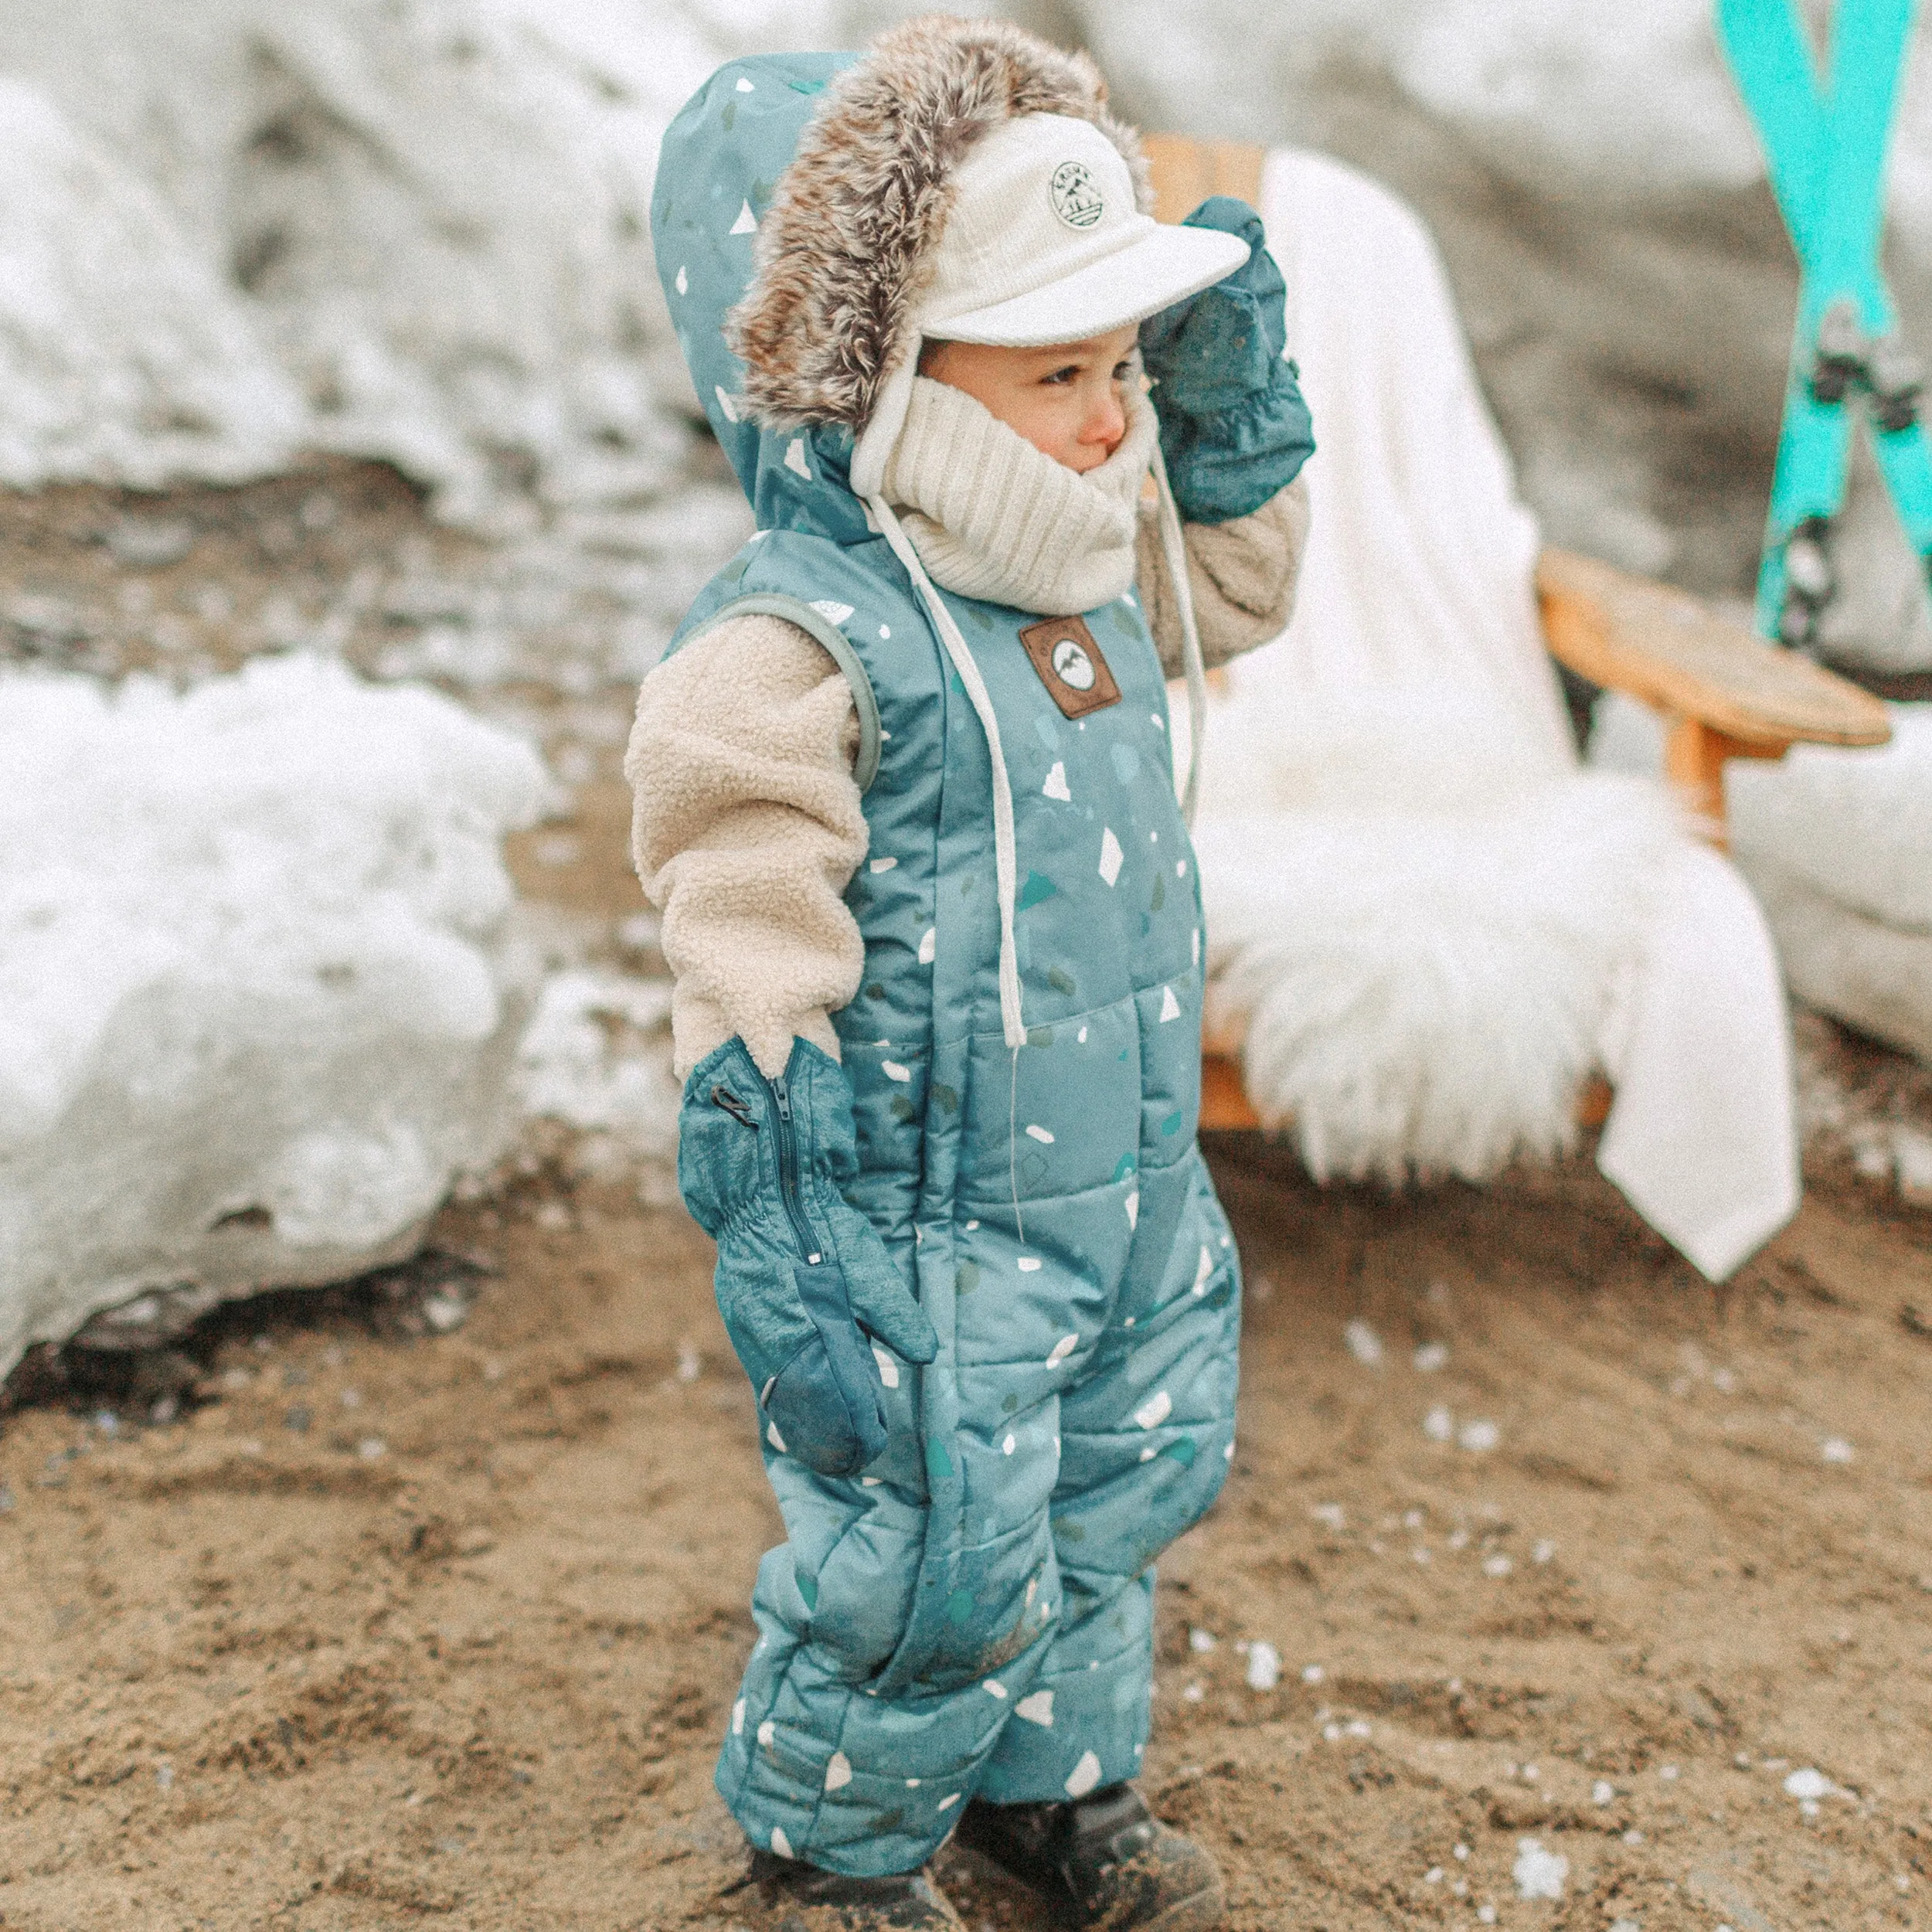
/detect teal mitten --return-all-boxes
[1138,196,1315,524]
[678,1036,937,1477]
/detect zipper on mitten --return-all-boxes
[766,1073,825,1266]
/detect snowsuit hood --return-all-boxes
[651,15,1151,524]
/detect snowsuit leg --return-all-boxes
[717,1155,1238,1874]
[978,1157,1240,1802]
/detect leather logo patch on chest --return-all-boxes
[1017,615,1121,719]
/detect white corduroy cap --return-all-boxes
[849,112,1247,499]
[923,114,1246,345]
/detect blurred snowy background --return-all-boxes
[6,0,1931,664]
[2,0,1930,1374]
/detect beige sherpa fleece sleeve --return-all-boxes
[1137,473,1311,677]
[626,613,866,1082]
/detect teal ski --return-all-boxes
[1716,0,1931,645]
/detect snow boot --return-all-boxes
[954,1784,1225,1932]
[746,1848,963,1930]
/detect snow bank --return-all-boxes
[515,966,682,1202]
[0,0,837,522]
[0,655,556,1378]
[865,0,1932,666]
[1730,706,1932,1063]
[0,76,304,491]
[1595,693,1932,1067]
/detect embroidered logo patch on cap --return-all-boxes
[1049,160,1104,231]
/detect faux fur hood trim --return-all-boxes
[726,14,1152,434]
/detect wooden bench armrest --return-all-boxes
[1535,546,1892,753]
[1142,135,1267,225]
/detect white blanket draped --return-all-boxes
[1186,148,1798,1280]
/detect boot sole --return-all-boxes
[1107,1878,1226,1932]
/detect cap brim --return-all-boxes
[926,223,1249,348]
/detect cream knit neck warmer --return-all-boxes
[882,376,1158,617]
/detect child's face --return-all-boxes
[920,324,1141,474]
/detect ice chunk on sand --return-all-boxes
[1343,1318,1384,1365]
[1512,1838,1568,1900]
[0,656,553,1377]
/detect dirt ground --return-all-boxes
[2,1147,1930,1932]
[4,464,1932,1930]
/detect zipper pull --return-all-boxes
[710,1085,759,1130]
[771,1074,794,1123]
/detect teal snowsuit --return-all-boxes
[654,54,1241,1878]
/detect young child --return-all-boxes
[628,17,1312,1929]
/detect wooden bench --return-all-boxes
[1144,138,1896,1133]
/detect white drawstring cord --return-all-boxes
[1147,439,1209,826]
[866,451,1208,1048]
[869,494,1029,1052]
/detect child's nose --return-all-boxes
[1083,383,1127,450]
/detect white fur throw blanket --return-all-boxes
[1185,151,1798,1280]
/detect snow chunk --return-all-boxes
[1512,1838,1568,1900]
[1343,1318,1384,1365]
[0,657,551,1378]
[515,967,679,1191]
[1783,1767,1832,1801]
[1245,1641,1281,1691]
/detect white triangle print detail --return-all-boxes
[825,1750,853,1791]
[1158,985,1181,1022]
[1066,1750,1104,1798]
[1134,1389,1172,1430]
[1014,1689,1055,1726]
[1124,1189,1139,1230]
[713,384,740,423]
[784,437,812,479]
[1043,761,1071,801]
[730,199,758,235]
[735,76,755,91]
[675,264,688,295]
[808,599,853,625]
[1098,826,1124,886]
[918,927,937,964]
[770,1826,792,1859]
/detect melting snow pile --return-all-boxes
[1595,695,1932,1080]
[0,0,837,522]
[1728,706,1932,1066]
[0,655,554,1378]
[514,966,682,1205]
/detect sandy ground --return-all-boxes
[4,462,1932,1930]
[2,1151,1930,1932]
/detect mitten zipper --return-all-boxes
[766,1073,825,1266]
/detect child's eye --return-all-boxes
[1113,361,1134,379]
[1042,365,1081,386]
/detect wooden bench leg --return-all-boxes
[1662,716,1789,849]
